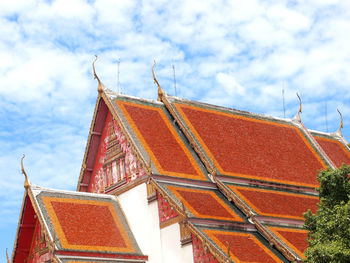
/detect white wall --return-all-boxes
[160,223,194,263]
[118,183,193,263]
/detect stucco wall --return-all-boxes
[118,183,193,263]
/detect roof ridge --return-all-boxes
[104,88,163,105]
[165,93,294,124]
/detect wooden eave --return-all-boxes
[12,185,58,263]
[11,190,31,263]
[77,94,107,192]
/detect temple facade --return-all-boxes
[11,64,350,263]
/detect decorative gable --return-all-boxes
[12,194,54,263]
[26,221,51,263]
[87,109,146,194]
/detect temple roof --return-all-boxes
[310,130,350,168]
[73,82,350,262]
[12,183,146,263]
[163,94,330,188]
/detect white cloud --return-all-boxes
[216,72,246,97]
[266,5,312,32]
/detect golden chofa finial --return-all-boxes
[152,60,164,101]
[294,92,302,122]
[225,241,231,262]
[336,108,343,137]
[6,248,10,263]
[21,154,30,189]
[92,55,105,93]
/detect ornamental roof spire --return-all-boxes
[294,92,302,122]
[21,154,30,189]
[336,108,343,137]
[152,60,165,101]
[6,248,10,263]
[92,55,105,93]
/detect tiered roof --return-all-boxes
[72,75,349,262]
[12,183,147,263]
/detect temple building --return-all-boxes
[10,61,350,263]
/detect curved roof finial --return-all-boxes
[294,92,302,122]
[49,232,57,255]
[336,108,343,137]
[152,60,164,101]
[92,55,105,93]
[225,241,231,261]
[21,154,29,189]
[147,157,152,174]
[6,248,10,263]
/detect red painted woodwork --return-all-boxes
[13,195,36,263]
[88,110,146,193]
[27,221,52,263]
[157,192,178,224]
[89,111,112,193]
[315,136,350,167]
[192,234,218,263]
[177,104,325,186]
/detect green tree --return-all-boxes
[303,165,350,263]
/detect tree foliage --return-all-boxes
[303,165,350,263]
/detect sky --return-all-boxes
[1,0,350,260]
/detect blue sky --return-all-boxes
[1,0,350,260]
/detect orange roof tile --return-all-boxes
[203,229,283,263]
[166,185,244,222]
[32,186,145,260]
[228,185,318,220]
[116,99,207,181]
[268,227,308,259]
[42,196,134,252]
[173,102,326,187]
[314,135,350,167]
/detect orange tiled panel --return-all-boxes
[228,185,318,220]
[117,100,207,180]
[268,227,308,259]
[175,103,326,187]
[203,229,282,263]
[167,185,243,222]
[314,136,350,167]
[42,197,136,253]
